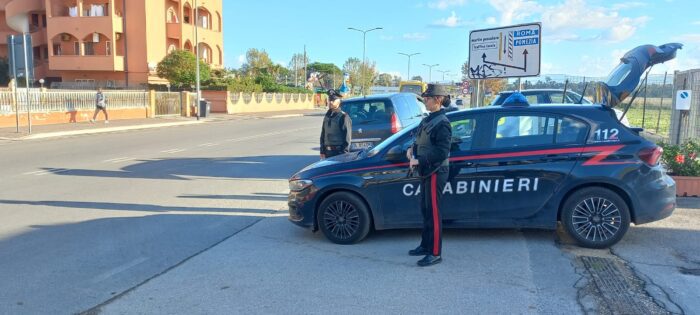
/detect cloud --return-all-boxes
[485,16,498,25]
[693,21,700,25]
[673,34,700,43]
[237,54,245,65]
[610,1,647,10]
[488,0,541,26]
[380,35,395,41]
[538,0,649,43]
[430,11,470,28]
[402,32,429,41]
[427,0,466,9]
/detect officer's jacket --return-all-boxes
[320,110,352,154]
[414,109,452,176]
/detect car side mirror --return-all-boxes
[385,145,407,162]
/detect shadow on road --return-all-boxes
[0,199,282,214]
[37,155,318,181]
[178,193,288,202]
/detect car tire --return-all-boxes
[317,192,371,245]
[561,187,631,249]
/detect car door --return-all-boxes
[474,112,589,221]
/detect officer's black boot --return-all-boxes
[417,255,442,267]
[408,246,430,256]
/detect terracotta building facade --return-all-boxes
[0,0,223,87]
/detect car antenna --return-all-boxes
[562,79,569,103]
[619,67,652,121]
[578,79,588,104]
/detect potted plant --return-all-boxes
[659,140,700,197]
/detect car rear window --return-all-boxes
[341,100,393,125]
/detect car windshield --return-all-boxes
[366,123,416,158]
[605,62,633,86]
[341,100,392,125]
[400,85,423,95]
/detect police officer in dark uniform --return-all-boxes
[407,84,452,267]
[320,89,352,159]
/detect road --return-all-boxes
[0,115,698,314]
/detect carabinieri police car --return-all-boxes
[288,43,682,249]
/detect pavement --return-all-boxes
[0,109,325,141]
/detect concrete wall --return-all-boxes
[198,91,315,114]
[0,107,148,127]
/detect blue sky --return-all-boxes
[223,0,699,81]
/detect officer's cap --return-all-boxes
[421,84,449,97]
[327,89,343,101]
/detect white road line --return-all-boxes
[224,127,315,143]
[23,170,50,175]
[91,257,149,283]
[103,157,133,163]
[161,149,186,154]
[23,168,70,176]
[199,143,220,147]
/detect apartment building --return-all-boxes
[0,0,223,88]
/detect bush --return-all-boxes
[659,140,700,176]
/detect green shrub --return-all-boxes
[659,140,700,176]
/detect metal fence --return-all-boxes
[155,92,182,116]
[0,90,149,114]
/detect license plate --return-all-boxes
[351,142,373,150]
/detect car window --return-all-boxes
[395,98,412,122]
[549,93,566,103]
[450,117,476,152]
[400,85,423,95]
[341,100,393,125]
[494,115,556,148]
[556,117,588,144]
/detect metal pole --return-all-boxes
[10,35,19,133]
[22,33,31,134]
[656,71,667,133]
[675,78,687,144]
[194,0,200,120]
[398,52,419,81]
[642,75,649,129]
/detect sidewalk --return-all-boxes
[0,109,324,141]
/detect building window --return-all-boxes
[42,14,47,27]
[31,14,39,28]
[54,44,62,56]
[74,42,80,55]
[106,41,112,56]
[43,46,49,59]
[84,42,95,56]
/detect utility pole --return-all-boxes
[423,63,439,82]
[436,70,450,82]
[398,52,420,80]
[348,27,382,96]
[303,45,307,88]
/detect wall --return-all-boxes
[0,107,147,127]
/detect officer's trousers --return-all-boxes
[420,168,447,256]
[325,150,345,158]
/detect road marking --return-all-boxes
[224,127,316,143]
[199,143,220,147]
[92,257,149,283]
[103,157,133,163]
[161,148,186,154]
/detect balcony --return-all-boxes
[46,15,123,41]
[167,23,181,39]
[48,55,125,72]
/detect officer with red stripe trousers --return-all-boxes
[407,84,452,267]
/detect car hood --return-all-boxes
[291,151,365,180]
[594,43,682,108]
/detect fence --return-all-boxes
[155,92,182,116]
[0,90,149,114]
[670,69,700,144]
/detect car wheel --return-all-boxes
[317,192,371,244]
[561,187,630,249]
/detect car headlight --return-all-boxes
[289,179,313,191]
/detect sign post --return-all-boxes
[7,34,34,134]
[468,23,542,80]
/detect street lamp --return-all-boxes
[436,70,451,82]
[39,78,45,89]
[423,63,439,83]
[398,52,420,80]
[348,27,383,96]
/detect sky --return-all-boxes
[223,0,699,82]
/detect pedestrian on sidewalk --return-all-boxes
[320,89,351,159]
[91,88,109,123]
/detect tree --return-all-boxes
[241,48,273,77]
[376,73,393,87]
[343,57,362,93]
[308,62,342,89]
[483,78,507,95]
[157,50,211,88]
[411,75,423,81]
[288,53,309,87]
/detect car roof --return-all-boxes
[342,93,414,102]
[451,103,607,115]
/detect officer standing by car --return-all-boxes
[320,89,352,159]
[407,84,452,267]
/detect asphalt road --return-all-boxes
[0,115,698,314]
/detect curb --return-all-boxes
[20,121,204,140]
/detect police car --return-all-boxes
[288,43,681,249]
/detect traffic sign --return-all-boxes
[468,22,541,79]
[675,90,691,110]
[7,34,34,81]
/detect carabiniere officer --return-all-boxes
[407,83,453,267]
[320,89,352,159]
